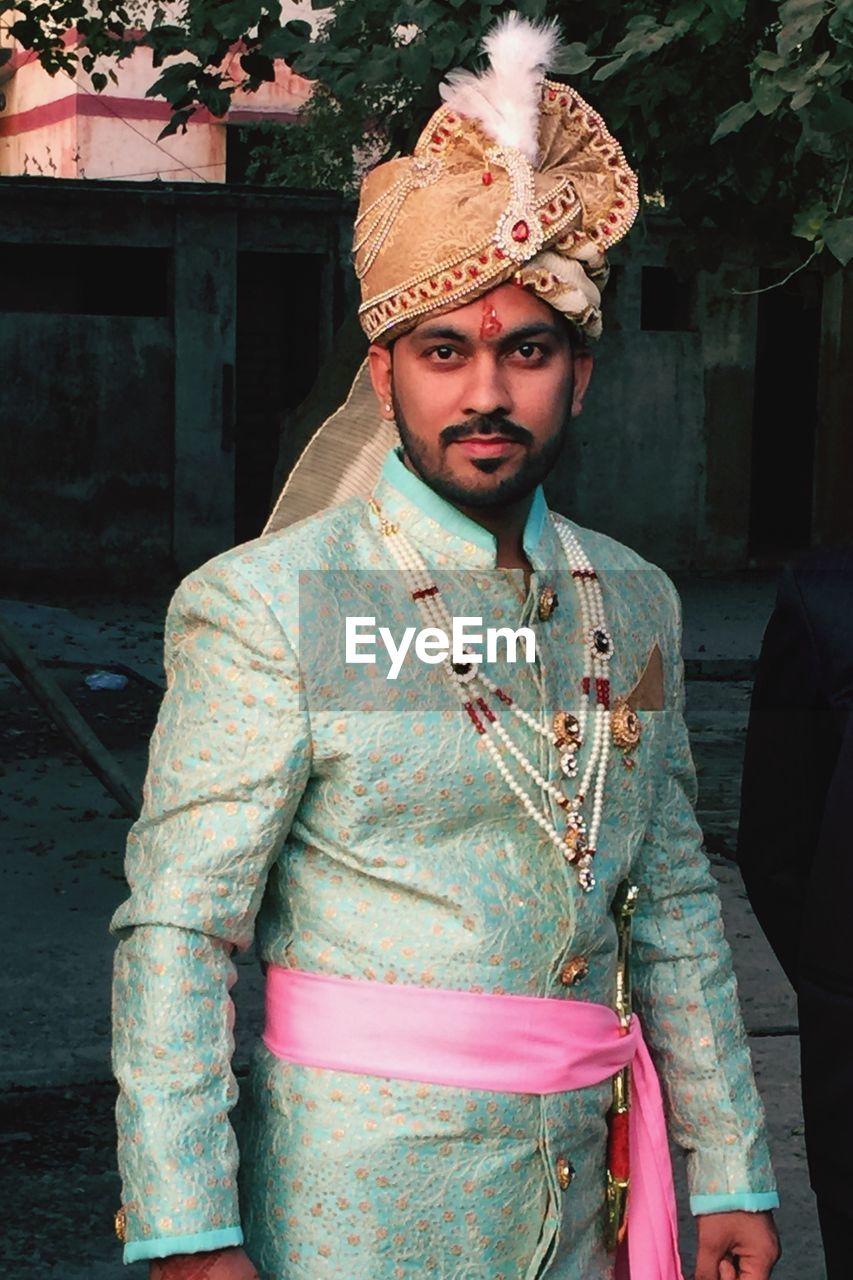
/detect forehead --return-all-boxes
[407,282,561,339]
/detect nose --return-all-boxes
[460,352,512,420]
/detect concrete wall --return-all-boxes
[0,177,349,589]
[1,182,849,586]
[1,313,174,578]
[546,229,763,571]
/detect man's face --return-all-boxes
[368,284,593,510]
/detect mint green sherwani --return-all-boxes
[112,448,777,1278]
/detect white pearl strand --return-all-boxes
[383,525,577,839]
[373,503,613,892]
[554,518,613,872]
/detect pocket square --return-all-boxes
[626,643,665,711]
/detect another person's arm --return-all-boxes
[736,564,835,987]
[111,560,311,1273]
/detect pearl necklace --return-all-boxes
[369,499,614,892]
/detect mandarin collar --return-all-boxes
[368,447,560,571]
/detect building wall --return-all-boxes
[0,27,311,183]
[0,178,349,589]
[543,233,852,571]
[0,180,849,586]
[74,97,226,184]
[1,312,174,576]
[544,231,759,569]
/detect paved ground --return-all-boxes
[0,577,826,1278]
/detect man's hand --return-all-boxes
[695,1211,780,1280]
[150,1247,259,1280]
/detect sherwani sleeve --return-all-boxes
[111,560,311,1263]
[629,573,778,1215]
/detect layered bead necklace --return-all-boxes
[369,499,614,892]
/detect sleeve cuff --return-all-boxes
[124,1226,244,1264]
[690,1192,780,1216]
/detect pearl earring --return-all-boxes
[384,402,392,413]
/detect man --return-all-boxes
[112,15,780,1280]
[737,548,853,1279]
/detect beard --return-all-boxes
[392,393,570,510]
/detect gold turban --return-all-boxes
[264,14,638,534]
[355,15,637,343]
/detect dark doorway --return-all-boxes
[748,270,821,561]
[235,252,325,542]
[640,266,694,332]
[0,243,170,315]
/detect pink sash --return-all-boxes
[263,966,684,1280]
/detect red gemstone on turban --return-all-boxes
[511,221,529,242]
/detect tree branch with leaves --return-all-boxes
[1,0,850,264]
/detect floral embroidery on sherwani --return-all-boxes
[112,448,775,1278]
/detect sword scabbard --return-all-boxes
[605,881,639,1251]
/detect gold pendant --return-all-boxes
[553,710,581,748]
[610,698,641,751]
[563,818,588,863]
[538,585,558,620]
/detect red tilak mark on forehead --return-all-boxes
[480,301,503,340]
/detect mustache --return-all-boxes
[439,415,533,447]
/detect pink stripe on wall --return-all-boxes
[0,94,79,137]
[0,92,298,138]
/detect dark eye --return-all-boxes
[517,343,544,359]
[432,345,458,360]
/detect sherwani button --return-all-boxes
[538,586,558,620]
[556,1156,574,1190]
[559,956,589,986]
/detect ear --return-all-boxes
[367,343,395,419]
[570,348,594,418]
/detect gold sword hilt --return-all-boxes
[613,880,639,1031]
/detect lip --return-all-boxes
[451,437,522,458]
